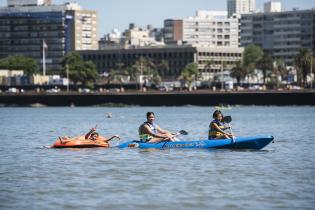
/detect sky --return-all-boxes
[0,0,315,37]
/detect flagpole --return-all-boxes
[66,64,69,92]
[311,55,313,89]
[42,40,46,76]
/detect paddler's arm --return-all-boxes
[85,128,96,139]
[212,123,228,135]
[103,135,120,143]
[156,126,175,135]
[143,124,168,138]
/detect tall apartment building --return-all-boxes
[0,0,98,71]
[264,1,282,13]
[164,11,239,48]
[68,9,98,51]
[240,9,315,65]
[164,19,183,45]
[227,0,256,17]
[7,0,52,7]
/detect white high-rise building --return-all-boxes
[227,0,256,17]
[7,0,52,7]
[264,1,282,13]
[240,9,315,65]
[182,10,239,47]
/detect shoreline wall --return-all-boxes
[0,91,314,106]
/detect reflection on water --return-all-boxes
[0,106,314,210]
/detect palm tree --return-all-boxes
[294,49,312,87]
[179,63,199,91]
[220,60,227,89]
[230,61,246,85]
[156,60,169,78]
[257,53,273,84]
[273,59,287,87]
[132,57,160,90]
[204,59,214,73]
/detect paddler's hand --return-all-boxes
[228,134,234,138]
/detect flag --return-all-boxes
[43,40,48,50]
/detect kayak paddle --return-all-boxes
[176,130,188,136]
[173,130,189,142]
[224,116,235,142]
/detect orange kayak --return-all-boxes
[52,135,109,148]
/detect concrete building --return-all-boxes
[7,0,52,7]
[99,29,124,50]
[99,24,164,50]
[164,11,239,47]
[124,24,164,47]
[164,19,183,45]
[227,0,256,17]
[0,0,98,71]
[78,46,243,81]
[264,1,282,13]
[240,9,315,65]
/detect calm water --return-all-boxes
[0,106,314,210]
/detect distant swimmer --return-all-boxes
[106,112,112,118]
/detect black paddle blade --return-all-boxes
[179,130,188,135]
[224,116,232,123]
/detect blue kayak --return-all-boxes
[118,136,274,150]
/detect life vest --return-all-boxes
[208,119,225,139]
[139,122,158,142]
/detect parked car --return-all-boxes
[79,88,91,93]
[248,85,263,90]
[46,87,60,93]
[6,87,18,93]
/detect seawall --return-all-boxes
[0,90,314,106]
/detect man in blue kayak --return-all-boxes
[139,112,176,143]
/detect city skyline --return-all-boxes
[0,0,315,36]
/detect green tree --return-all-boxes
[152,73,162,86]
[156,60,169,78]
[107,62,130,90]
[294,48,313,86]
[243,45,264,77]
[179,63,199,91]
[131,57,161,89]
[132,57,156,76]
[61,52,98,87]
[257,53,273,84]
[230,61,246,85]
[204,59,214,73]
[273,59,287,87]
[204,59,214,88]
[0,55,38,76]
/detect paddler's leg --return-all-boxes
[59,136,71,144]
[214,134,230,140]
[147,137,167,143]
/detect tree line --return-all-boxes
[230,45,315,87]
[0,46,314,89]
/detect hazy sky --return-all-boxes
[1,0,314,37]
